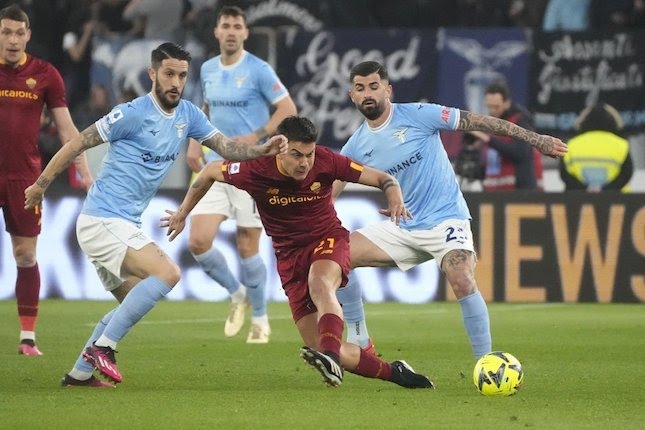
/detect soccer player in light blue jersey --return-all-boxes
[334,61,567,360]
[185,6,297,344]
[24,42,287,387]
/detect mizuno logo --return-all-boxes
[149,129,160,136]
[364,149,374,158]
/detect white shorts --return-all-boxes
[76,214,153,291]
[190,182,262,228]
[355,219,475,271]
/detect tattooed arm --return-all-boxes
[161,161,226,241]
[24,124,104,209]
[201,132,287,161]
[458,110,568,158]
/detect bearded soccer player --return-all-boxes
[0,4,92,356]
[163,116,433,389]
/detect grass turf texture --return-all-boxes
[1,300,644,429]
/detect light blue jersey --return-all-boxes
[83,93,218,225]
[341,103,470,230]
[200,50,289,163]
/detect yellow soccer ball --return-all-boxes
[473,351,524,396]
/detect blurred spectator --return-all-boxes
[560,103,633,192]
[71,84,111,131]
[455,0,512,27]
[507,0,548,27]
[122,0,184,41]
[542,0,591,31]
[95,0,140,38]
[592,0,645,28]
[61,0,96,108]
[468,82,543,191]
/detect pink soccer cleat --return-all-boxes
[82,344,122,383]
[18,341,43,356]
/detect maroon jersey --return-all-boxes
[223,146,363,250]
[0,54,68,180]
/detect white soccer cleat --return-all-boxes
[246,323,271,344]
[224,302,246,337]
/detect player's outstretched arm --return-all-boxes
[457,110,568,158]
[357,166,411,225]
[24,124,103,209]
[161,161,226,241]
[202,132,288,161]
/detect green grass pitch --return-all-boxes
[1,300,644,429]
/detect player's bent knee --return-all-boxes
[157,262,181,287]
[187,237,212,255]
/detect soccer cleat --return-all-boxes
[18,340,43,356]
[224,302,246,337]
[246,324,271,344]
[82,344,122,383]
[361,339,377,357]
[389,360,434,389]
[300,346,343,387]
[61,374,115,388]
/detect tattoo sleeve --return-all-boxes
[202,133,264,161]
[458,110,553,154]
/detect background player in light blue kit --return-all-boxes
[186,6,297,343]
[24,42,287,387]
[334,61,567,360]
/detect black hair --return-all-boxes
[151,42,191,70]
[277,116,318,143]
[0,4,30,28]
[349,61,389,83]
[217,5,246,25]
[575,103,624,134]
[485,81,511,100]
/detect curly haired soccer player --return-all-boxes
[25,42,288,388]
[163,116,434,388]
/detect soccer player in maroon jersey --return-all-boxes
[0,5,92,356]
[163,116,434,388]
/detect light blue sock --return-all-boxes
[71,308,116,374]
[241,254,267,318]
[193,248,240,295]
[101,276,172,345]
[459,290,492,359]
[336,271,370,348]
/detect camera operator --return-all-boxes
[454,131,486,189]
[470,82,543,192]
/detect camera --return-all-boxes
[455,133,485,182]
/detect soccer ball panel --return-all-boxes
[473,351,524,397]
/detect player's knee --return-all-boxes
[158,261,181,287]
[187,236,211,255]
[13,247,37,267]
[448,272,478,298]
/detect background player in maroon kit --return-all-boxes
[163,116,433,388]
[0,5,92,356]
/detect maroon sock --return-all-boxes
[16,265,40,331]
[351,348,393,380]
[318,313,344,359]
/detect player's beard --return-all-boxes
[154,79,183,110]
[358,99,385,121]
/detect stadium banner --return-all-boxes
[530,29,645,136]
[435,27,531,114]
[278,29,437,150]
[1,191,643,304]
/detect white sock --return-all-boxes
[94,335,118,349]
[231,285,247,303]
[20,330,35,341]
[251,314,269,327]
[68,368,93,381]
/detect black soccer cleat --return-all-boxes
[300,346,344,387]
[389,360,435,389]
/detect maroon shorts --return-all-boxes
[0,178,41,237]
[276,228,351,322]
